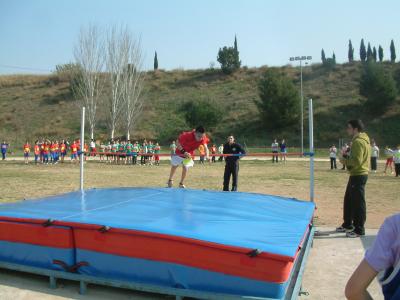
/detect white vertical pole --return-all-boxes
[80,107,85,192]
[308,99,314,202]
[300,60,304,156]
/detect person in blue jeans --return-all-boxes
[1,141,9,160]
[345,213,400,300]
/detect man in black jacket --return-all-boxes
[223,135,246,191]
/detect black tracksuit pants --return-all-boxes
[223,160,239,191]
[342,175,368,235]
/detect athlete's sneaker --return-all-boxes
[167,179,173,188]
[179,182,186,188]
[336,225,355,233]
[346,231,364,238]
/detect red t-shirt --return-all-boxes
[176,130,209,157]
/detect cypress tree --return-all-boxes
[154,51,158,70]
[360,39,367,62]
[390,40,396,62]
[348,39,354,62]
[321,49,326,64]
[332,52,336,64]
[233,35,241,69]
[372,47,377,61]
[367,43,373,61]
[378,45,384,62]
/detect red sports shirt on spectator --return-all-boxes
[176,130,209,157]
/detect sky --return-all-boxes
[0,0,399,74]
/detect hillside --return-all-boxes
[1,62,399,148]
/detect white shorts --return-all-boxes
[171,155,194,168]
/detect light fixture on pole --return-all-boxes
[289,56,312,155]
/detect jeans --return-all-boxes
[330,157,337,169]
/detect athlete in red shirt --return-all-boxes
[167,126,209,188]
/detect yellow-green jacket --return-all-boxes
[346,132,371,176]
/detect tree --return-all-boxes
[372,46,377,61]
[321,49,326,64]
[217,46,239,74]
[255,69,300,130]
[153,51,158,70]
[73,25,105,139]
[360,62,397,115]
[332,52,336,64]
[360,39,367,62]
[390,39,396,62]
[233,35,241,69]
[348,39,354,62]
[105,25,131,139]
[378,45,384,62]
[122,38,145,140]
[367,43,373,61]
[180,98,223,130]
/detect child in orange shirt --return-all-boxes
[34,140,40,164]
[23,141,31,164]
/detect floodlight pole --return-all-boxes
[289,56,312,156]
[308,99,314,202]
[80,107,85,192]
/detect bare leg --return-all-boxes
[169,165,178,181]
[180,167,188,184]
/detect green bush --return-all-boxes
[180,98,223,131]
[217,46,240,75]
[255,69,300,130]
[360,62,397,115]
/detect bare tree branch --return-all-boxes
[122,35,145,140]
[73,25,105,139]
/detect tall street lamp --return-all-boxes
[289,55,312,155]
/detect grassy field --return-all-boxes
[0,159,398,228]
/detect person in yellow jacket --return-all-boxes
[337,120,371,238]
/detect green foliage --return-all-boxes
[348,40,354,62]
[393,68,400,91]
[217,45,240,75]
[360,39,367,62]
[155,112,188,143]
[321,49,326,63]
[154,51,158,70]
[390,40,396,62]
[367,43,373,61]
[378,45,384,62]
[360,62,398,115]
[372,47,377,61]
[180,98,223,130]
[256,69,300,130]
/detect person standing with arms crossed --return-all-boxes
[167,126,209,188]
[370,141,379,173]
[223,135,246,191]
[337,120,371,238]
[271,139,279,163]
[329,144,337,170]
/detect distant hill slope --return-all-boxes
[0,62,399,147]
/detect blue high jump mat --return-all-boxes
[0,188,315,299]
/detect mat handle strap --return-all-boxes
[247,248,262,258]
[42,219,54,227]
[98,225,111,233]
[53,260,89,273]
